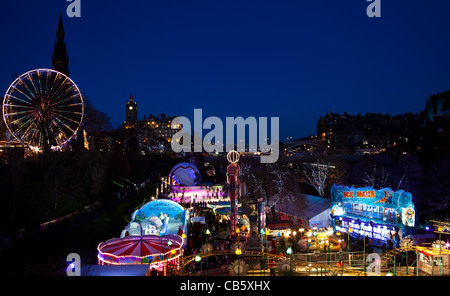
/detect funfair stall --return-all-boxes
[330,185,415,247]
[417,243,450,276]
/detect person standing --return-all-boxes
[269,259,277,276]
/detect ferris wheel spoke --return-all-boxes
[44,71,52,95]
[48,80,71,103]
[53,91,81,107]
[56,102,84,112]
[55,112,83,125]
[9,114,36,130]
[3,103,33,110]
[9,120,35,139]
[36,71,45,95]
[50,76,71,100]
[54,109,84,116]
[5,111,36,127]
[37,70,50,96]
[53,87,82,108]
[20,121,38,140]
[26,124,40,144]
[9,85,35,104]
[26,72,41,96]
[3,109,37,117]
[4,116,35,131]
[47,71,63,98]
[62,122,76,134]
[52,117,76,141]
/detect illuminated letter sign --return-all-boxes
[343,191,354,198]
[356,190,375,198]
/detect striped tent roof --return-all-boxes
[98,234,183,258]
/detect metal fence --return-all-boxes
[178,251,368,276]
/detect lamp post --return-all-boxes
[347,227,351,253]
[362,223,366,273]
[286,246,293,276]
[260,228,266,275]
[260,228,265,250]
[336,231,342,249]
[195,254,202,275]
[438,226,443,276]
[235,248,242,276]
[326,228,333,263]
[204,228,211,275]
[306,230,312,262]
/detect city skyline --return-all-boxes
[1,1,450,140]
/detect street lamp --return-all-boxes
[286,246,293,275]
[235,248,242,276]
[347,227,352,252]
[361,223,367,273]
[438,226,443,275]
[286,246,293,255]
[195,254,202,275]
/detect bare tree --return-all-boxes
[270,165,297,209]
[239,163,268,202]
[301,159,331,197]
[240,163,301,220]
[363,165,391,189]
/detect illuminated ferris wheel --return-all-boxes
[2,69,84,151]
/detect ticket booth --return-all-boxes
[417,246,450,276]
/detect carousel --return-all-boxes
[97,234,184,272]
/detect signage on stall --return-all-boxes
[344,190,376,198]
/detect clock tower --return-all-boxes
[126,94,138,123]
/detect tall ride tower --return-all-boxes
[227,151,240,242]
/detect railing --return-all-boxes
[176,250,368,276]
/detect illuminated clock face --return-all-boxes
[129,106,134,110]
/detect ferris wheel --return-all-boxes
[2,69,84,151]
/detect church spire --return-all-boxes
[52,12,70,77]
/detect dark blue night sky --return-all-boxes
[1,0,450,140]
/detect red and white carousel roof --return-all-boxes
[98,234,183,258]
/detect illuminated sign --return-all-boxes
[344,190,376,198]
[343,191,354,198]
[357,190,375,198]
[125,199,188,237]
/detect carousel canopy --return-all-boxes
[98,234,183,264]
